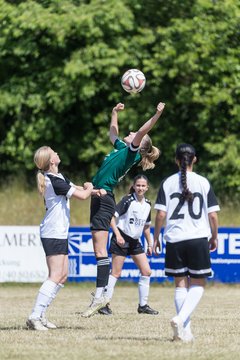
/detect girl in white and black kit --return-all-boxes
[99,175,158,316]
[153,143,220,342]
[26,146,103,331]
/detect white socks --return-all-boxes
[29,279,59,320]
[104,274,150,306]
[177,285,204,324]
[105,274,118,300]
[95,287,105,299]
[174,287,191,331]
[41,283,64,317]
[95,274,118,299]
[138,276,150,306]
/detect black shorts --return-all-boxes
[109,229,144,257]
[90,192,115,231]
[41,238,68,256]
[165,238,212,278]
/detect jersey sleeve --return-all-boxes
[63,175,75,188]
[62,175,71,184]
[145,209,151,225]
[49,176,75,198]
[129,143,140,152]
[115,195,132,217]
[207,184,220,213]
[114,138,127,150]
[154,180,167,211]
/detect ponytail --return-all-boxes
[34,146,51,197]
[139,135,161,170]
[175,143,196,203]
[36,170,46,196]
[179,155,193,203]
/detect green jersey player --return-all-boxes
[81,101,165,317]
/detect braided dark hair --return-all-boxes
[175,144,196,203]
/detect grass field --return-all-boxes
[0,180,240,226]
[0,283,239,360]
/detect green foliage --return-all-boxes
[0,0,137,174]
[205,135,240,200]
[0,0,239,200]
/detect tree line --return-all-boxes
[0,0,239,200]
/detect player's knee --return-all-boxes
[95,249,108,258]
[111,271,121,279]
[50,270,67,284]
[141,269,151,277]
[61,272,68,284]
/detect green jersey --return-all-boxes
[92,139,141,192]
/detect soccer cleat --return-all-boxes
[26,318,48,331]
[41,315,57,329]
[81,295,109,318]
[171,315,184,341]
[183,330,195,343]
[98,303,113,315]
[137,304,159,315]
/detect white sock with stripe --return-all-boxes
[95,257,110,299]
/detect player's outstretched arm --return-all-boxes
[132,102,165,147]
[72,182,93,200]
[109,103,124,145]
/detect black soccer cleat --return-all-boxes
[137,304,159,315]
[98,303,113,315]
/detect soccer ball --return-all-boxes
[121,69,146,93]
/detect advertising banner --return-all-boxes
[211,227,240,283]
[0,226,239,283]
[68,226,240,283]
[0,226,48,282]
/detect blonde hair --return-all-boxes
[139,134,161,170]
[34,146,52,196]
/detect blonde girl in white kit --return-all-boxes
[27,146,104,330]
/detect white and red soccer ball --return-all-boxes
[121,69,146,94]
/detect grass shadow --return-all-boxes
[95,335,171,342]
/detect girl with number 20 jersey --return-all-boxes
[153,143,220,342]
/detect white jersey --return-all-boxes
[115,193,151,240]
[154,171,220,243]
[40,172,75,239]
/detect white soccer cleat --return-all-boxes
[26,318,48,331]
[81,295,109,318]
[41,315,57,329]
[183,329,195,343]
[171,315,184,341]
